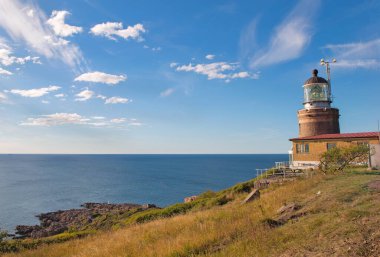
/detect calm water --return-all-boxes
[0,154,287,232]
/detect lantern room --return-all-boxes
[303,69,331,110]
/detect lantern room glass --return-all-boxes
[304,83,330,103]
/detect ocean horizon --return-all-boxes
[0,154,287,232]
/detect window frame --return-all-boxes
[296,143,310,154]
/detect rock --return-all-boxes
[184,196,198,203]
[142,204,156,209]
[15,202,158,239]
[241,189,260,204]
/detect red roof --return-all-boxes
[290,132,380,141]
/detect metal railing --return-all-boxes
[275,161,290,169]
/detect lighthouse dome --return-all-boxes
[304,69,328,85]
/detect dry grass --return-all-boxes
[3,172,380,257]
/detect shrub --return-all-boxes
[319,144,373,174]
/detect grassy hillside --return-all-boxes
[2,171,380,257]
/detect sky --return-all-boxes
[0,0,379,154]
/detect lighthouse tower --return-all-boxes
[297,67,340,137]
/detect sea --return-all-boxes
[0,154,287,232]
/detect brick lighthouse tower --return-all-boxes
[297,60,340,137]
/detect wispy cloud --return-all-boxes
[21,113,140,128]
[105,96,129,104]
[54,93,66,98]
[0,67,12,75]
[323,39,380,69]
[0,92,7,102]
[110,118,127,123]
[160,87,175,97]
[90,22,145,41]
[0,0,84,69]
[173,61,258,82]
[249,0,320,68]
[10,85,60,97]
[74,71,127,85]
[21,113,89,126]
[47,10,83,37]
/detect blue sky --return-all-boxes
[0,0,379,154]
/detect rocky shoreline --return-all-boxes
[15,202,157,239]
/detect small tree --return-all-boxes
[319,144,373,174]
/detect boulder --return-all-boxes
[184,195,198,203]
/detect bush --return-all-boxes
[319,144,373,174]
[0,230,7,242]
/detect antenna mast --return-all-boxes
[320,58,337,101]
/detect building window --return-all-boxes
[357,141,369,147]
[327,143,336,150]
[296,143,309,154]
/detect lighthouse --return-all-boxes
[288,60,380,169]
[297,65,340,137]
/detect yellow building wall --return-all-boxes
[292,138,379,162]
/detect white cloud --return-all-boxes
[176,62,234,79]
[54,93,65,98]
[128,118,142,126]
[92,116,105,120]
[0,42,40,66]
[110,118,127,123]
[26,9,34,18]
[129,122,142,126]
[21,113,88,126]
[160,88,175,97]
[0,67,12,75]
[44,35,69,46]
[21,113,140,128]
[90,22,146,41]
[323,39,380,69]
[47,10,83,37]
[74,71,127,85]
[0,92,7,102]
[75,89,94,101]
[0,0,84,68]
[230,71,250,79]
[249,0,319,68]
[169,62,178,68]
[10,85,60,97]
[41,100,49,104]
[97,94,107,100]
[151,47,161,52]
[205,54,215,60]
[175,61,258,81]
[105,96,129,104]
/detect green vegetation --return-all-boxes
[319,144,372,173]
[1,169,379,256]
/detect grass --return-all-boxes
[1,170,380,257]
